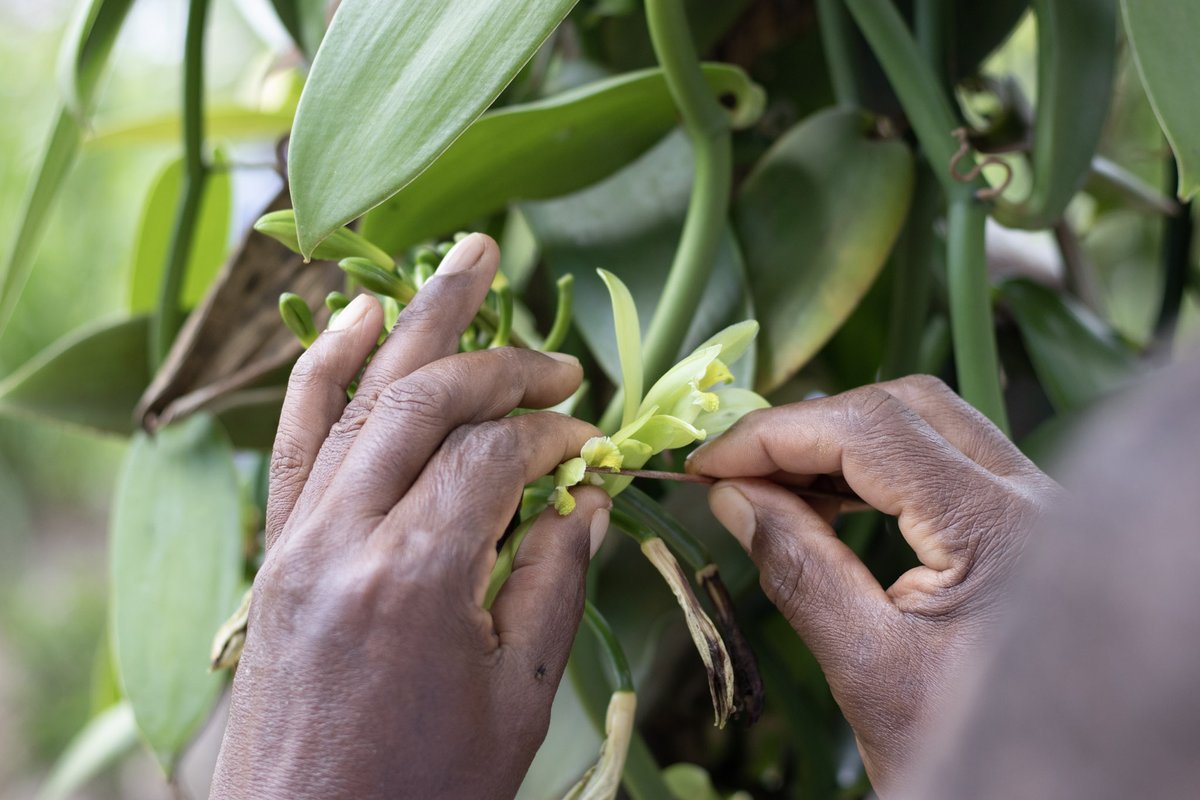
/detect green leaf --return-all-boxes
[995,0,1118,228]
[269,0,329,57]
[662,763,723,800]
[288,0,579,256]
[0,0,133,338]
[0,316,151,436]
[129,155,232,313]
[0,315,285,446]
[523,131,754,388]
[733,108,913,393]
[597,270,644,427]
[359,64,765,254]
[999,278,1139,412]
[37,702,139,800]
[111,415,242,771]
[57,0,136,119]
[1121,0,1200,199]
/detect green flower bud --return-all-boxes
[278,292,317,348]
[339,257,415,303]
[325,291,350,312]
[254,210,394,269]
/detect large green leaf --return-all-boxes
[0,0,134,338]
[110,415,242,771]
[129,155,232,313]
[37,702,138,800]
[359,64,764,254]
[0,316,151,436]
[288,0,578,256]
[0,315,285,446]
[733,108,913,393]
[995,0,1118,229]
[1121,0,1200,199]
[522,131,753,387]
[999,278,1139,412]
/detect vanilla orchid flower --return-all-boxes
[552,270,768,515]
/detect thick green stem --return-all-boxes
[1155,157,1193,344]
[816,0,861,106]
[882,167,940,379]
[844,0,974,198]
[582,601,634,693]
[947,197,1009,431]
[151,0,210,368]
[640,0,732,387]
[846,0,1007,429]
[914,0,945,71]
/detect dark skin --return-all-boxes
[212,234,1060,798]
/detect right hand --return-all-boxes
[685,376,1060,795]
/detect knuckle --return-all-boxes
[286,348,328,395]
[325,400,371,442]
[376,373,450,421]
[845,386,903,437]
[905,373,954,400]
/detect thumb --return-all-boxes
[708,479,889,657]
[491,487,611,685]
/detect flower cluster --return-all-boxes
[552,270,768,514]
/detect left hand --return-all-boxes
[211,234,611,800]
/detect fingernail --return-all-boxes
[436,233,486,275]
[329,294,370,331]
[684,442,709,472]
[710,485,756,552]
[545,351,580,368]
[589,506,610,558]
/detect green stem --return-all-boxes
[815,0,861,106]
[947,197,1009,431]
[914,0,945,71]
[844,0,975,198]
[568,629,671,799]
[846,0,1007,430]
[881,167,940,379]
[582,601,634,693]
[640,0,732,389]
[151,0,210,368]
[540,274,574,352]
[1155,157,1193,344]
[615,487,711,571]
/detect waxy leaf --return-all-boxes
[359,64,765,254]
[111,415,242,771]
[1121,0,1200,199]
[734,108,913,393]
[0,316,151,436]
[0,0,133,338]
[37,702,138,800]
[289,0,578,256]
[999,278,1138,412]
[129,155,232,313]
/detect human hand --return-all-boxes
[211,234,611,800]
[685,376,1060,795]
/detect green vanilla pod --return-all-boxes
[254,209,393,269]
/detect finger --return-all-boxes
[384,412,600,586]
[687,387,1002,570]
[287,233,498,523]
[874,375,1036,478]
[708,479,893,662]
[265,294,382,549]
[490,487,610,688]
[319,350,584,519]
